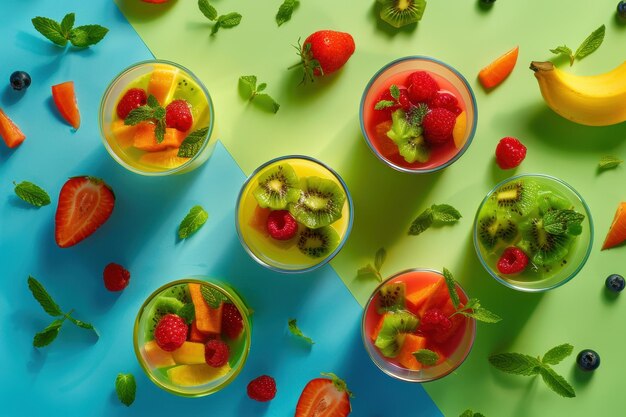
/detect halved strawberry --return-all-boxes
[51,81,80,129]
[55,176,115,248]
[295,373,352,417]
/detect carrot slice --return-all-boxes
[478,46,519,89]
[602,202,626,250]
[51,81,80,129]
[189,283,223,334]
[0,108,26,148]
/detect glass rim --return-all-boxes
[132,277,251,397]
[359,55,478,174]
[472,173,595,292]
[235,154,354,274]
[98,59,215,176]
[361,268,477,383]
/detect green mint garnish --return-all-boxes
[357,247,386,282]
[200,285,226,309]
[444,269,501,324]
[198,0,218,21]
[288,318,314,344]
[374,100,395,110]
[390,84,400,100]
[408,204,461,236]
[177,205,208,239]
[177,127,210,158]
[177,303,196,324]
[124,94,167,143]
[443,268,460,309]
[28,276,63,316]
[33,320,64,348]
[32,13,108,48]
[238,75,280,113]
[542,209,585,236]
[14,181,51,207]
[489,343,576,398]
[413,349,439,366]
[276,0,299,26]
[550,24,605,66]
[115,373,136,407]
[407,103,429,127]
[460,410,486,417]
[212,12,242,35]
[599,155,623,170]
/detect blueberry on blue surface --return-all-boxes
[576,349,600,371]
[9,71,31,91]
[605,274,625,293]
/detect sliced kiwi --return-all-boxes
[377,282,406,314]
[518,218,572,267]
[379,0,427,28]
[252,163,301,210]
[289,176,346,228]
[142,284,191,341]
[397,134,430,163]
[492,180,538,216]
[374,311,419,358]
[477,212,518,250]
[296,226,340,258]
[537,191,572,214]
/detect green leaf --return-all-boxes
[198,0,218,21]
[390,84,400,100]
[200,285,227,309]
[460,411,485,417]
[412,349,439,366]
[542,343,574,365]
[14,181,51,207]
[599,155,623,170]
[212,12,242,34]
[374,247,386,272]
[115,373,137,406]
[549,45,574,65]
[253,93,281,114]
[239,75,258,99]
[406,103,429,127]
[442,268,460,309]
[431,204,462,224]
[27,276,62,317]
[488,352,542,376]
[539,365,576,398]
[68,25,109,48]
[147,94,160,108]
[32,16,67,46]
[276,0,298,26]
[178,127,209,158]
[33,320,63,347]
[60,13,75,37]
[67,315,96,332]
[257,83,267,93]
[178,205,208,239]
[177,303,196,324]
[124,106,156,126]
[288,318,314,344]
[408,207,434,236]
[357,264,381,281]
[374,100,396,110]
[460,307,502,323]
[575,25,605,61]
[154,119,166,144]
[542,209,585,236]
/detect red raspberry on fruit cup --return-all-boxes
[266,210,298,240]
[103,262,130,292]
[205,339,230,367]
[420,309,453,334]
[154,314,188,352]
[407,71,439,104]
[497,247,529,275]
[430,91,460,114]
[116,88,147,119]
[222,303,244,339]
[422,108,457,144]
[495,137,527,169]
[165,99,193,132]
[247,375,277,402]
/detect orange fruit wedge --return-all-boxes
[52,81,80,129]
[0,108,26,148]
[452,111,467,149]
[478,46,519,89]
[602,202,626,250]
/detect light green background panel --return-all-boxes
[118,0,626,416]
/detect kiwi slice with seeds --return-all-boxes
[374,310,419,358]
[477,212,517,250]
[518,218,572,267]
[492,180,538,216]
[253,163,301,210]
[379,0,427,28]
[143,296,185,341]
[296,226,340,258]
[497,218,518,242]
[377,282,406,313]
[289,176,346,229]
[537,191,572,215]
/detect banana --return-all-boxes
[530,60,626,126]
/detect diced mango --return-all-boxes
[396,334,427,370]
[111,119,137,149]
[406,280,444,316]
[139,148,190,169]
[133,122,186,152]
[189,283,223,334]
[143,340,176,369]
[189,320,210,343]
[171,341,206,365]
[147,67,178,105]
[167,363,231,387]
[249,205,271,235]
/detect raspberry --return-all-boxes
[397,88,412,111]
[266,210,298,240]
[116,88,147,119]
[165,99,193,132]
[406,71,439,104]
[420,309,453,335]
[247,375,277,402]
[103,262,130,292]
[495,137,527,169]
[204,339,230,367]
[222,303,244,339]
[375,88,411,115]
[497,247,529,274]
[154,314,188,352]
[422,108,457,144]
[430,92,460,114]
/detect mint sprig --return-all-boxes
[177,205,208,239]
[460,410,486,417]
[177,127,210,158]
[200,285,227,309]
[288,318,314,344]
[550,25,605,66]
[542,209,585,236]
[28,276,97,347]
[238,75,280,113]
[177,303,196,325]
[489,343,576,398]
[599,155,623,170]
[115,373,136,407]
[13,181,51,207]
[413,349,439,366]
[276,0,299,26]
[124,94,166,143]
[408,204,462,236]
[444,269,501,324]
[197,1,242,35]
[357,247,386,281]
[32,13,108,48]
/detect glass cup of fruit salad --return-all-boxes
[99,60,215,175]
[360,56,477,173]
[473,174,593,292]
[362,268,477,382]
[133,277,251,397]
[236,155,354,273]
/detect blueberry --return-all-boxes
[576,349,600,371]
[481,0,497,3]
[9,71,31,91]
[619,1,626,18]
[605,274,625,293]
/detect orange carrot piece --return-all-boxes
[478,46,519,89]
[0,108,26,148]
[51,81,80,129]
[602,202,626,250]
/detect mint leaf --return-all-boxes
[154,119,166,144]
[575,25,605,61]
[212,12,242,35]
[442,268,460,309]
[357,264,381,281]
[32,16,67,46]
[599,155,623,170]
[67,315,95,331]
[147,94,159,108]
[542,209,585,236]
[374,247,387,271]
[178,127,209,158]
[431,204,462,223]
[124,106,156,126]
[549,45,574,66]
[33,320,63,347]
[253,93,281,114]
[488,352,542,376]
[177,303,196,324]
[408,207,433,235]
[60,13,75,37]
[407,103,429,127]
[374,100,396,110]
[68,25,108,47]
[198,0,218,21]
[200,285,226,309]
[288,318,314,344]
[239,75,257,99]
[459,307,502,323]
[14,181,51,207]
[413,349,439,366]
[542,343,573,365]
[257,83,267,92]
[178,205,208,239]
[28,276,62,316]
[276,0,298,26]
[390,84,400,100]
[539,366,576,398]
[115,373,136,406]
[239,76,280,113]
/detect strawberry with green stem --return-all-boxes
[290,30,355,84]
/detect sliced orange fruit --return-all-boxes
[452,111,467,149]
[139,148,190,169]
[133,122,186,152]
[478,46,519,89]
[396,334,427,370]
[51,81,80,129]
[602,202,626,250]
[110,120,137,149]
[0,108,26,148]
[147,66,178,105]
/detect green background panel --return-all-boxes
[119,0,626,415]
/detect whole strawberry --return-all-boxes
[116,88,147,119]
[165,99,193,132]
[292,30,355,83]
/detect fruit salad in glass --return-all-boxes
[362,269,476,382]
[100,60,215,175]
[134,278,251,396]
[474,174,593,291]
[236,155,353,273]
[360,56,477,173]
